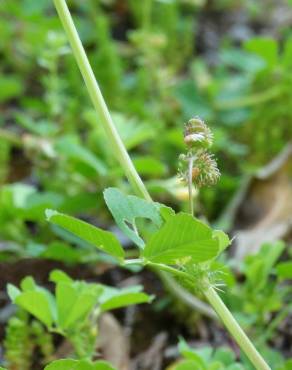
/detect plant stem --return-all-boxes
[215,85,282,110]
[124,258,144,265]
[53,0,150,202]
[204,286,271,370]
[52,0,215,319]
[158,270,217,320]
[188,156,194,216]
[147,262,192,281]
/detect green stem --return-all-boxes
[204,286,271,370]
[53,0,150,202]
[146,261,192,281]
[158,270,217,320]
[215,85,282,110]
[124,258,144,265]
[188,156,194,216]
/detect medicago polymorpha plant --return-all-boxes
[44,115,270,370]
[5,1,272,369]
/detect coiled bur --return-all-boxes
[184,117,213,149]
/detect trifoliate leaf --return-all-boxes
[143,213,219,264]
[56,281,102,329]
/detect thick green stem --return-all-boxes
[205,286,271,370]
[53,0,150,201]
[158,270,217,320]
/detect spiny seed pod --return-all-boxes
[178,117,220,188]
[191,167,200,181]
[178,150,220,188]
[193,151,220,187]
[184,117,213,149]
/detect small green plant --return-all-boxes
[169,337,292,370]
[5,270,151,366]
[46,182,270,369]
[5,313,54,369]
[172,338,245,370]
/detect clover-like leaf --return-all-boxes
[99,285,153,312]
[143,213,219,264]
[103,188,163,248]
[46,209,125,261]
[56,281,102,329]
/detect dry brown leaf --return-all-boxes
[98,313,130,370]
[222,144,292,260]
